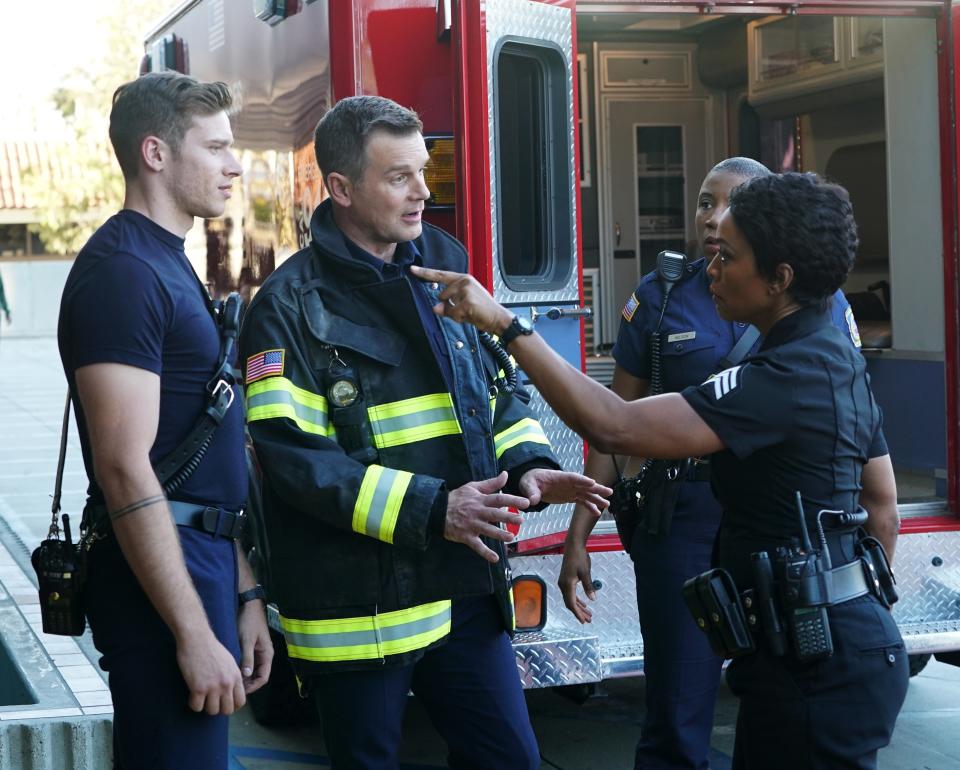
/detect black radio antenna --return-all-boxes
[794,491,813,553]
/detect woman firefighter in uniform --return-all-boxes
[556,157,862,770]
[413,172,908,770]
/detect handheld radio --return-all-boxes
[775,492,834,661]
[31,513,87,636]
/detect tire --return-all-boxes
[908,653,932,678]
[248,628,320,727]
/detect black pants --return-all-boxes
[84,528,239,770]
[726,595,908,770]
[632,524,722,769]
[312,596,539,770]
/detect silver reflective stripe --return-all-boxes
[363,467,403,539]
[372,405,457,436]
[247,387,330,433]
[282,607,451,651]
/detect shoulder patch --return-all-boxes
[246,349,285,383]
[845,306,862,348]
[622,293,640,323]
[703,365,742,400]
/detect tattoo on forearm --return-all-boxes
[109,494,166,521]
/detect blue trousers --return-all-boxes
[727,595,908,770]
[312,595,539,770]
[631,508,722,770]
[84,528,239,770]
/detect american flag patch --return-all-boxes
[246,349,284,383]
[622,292,640,322]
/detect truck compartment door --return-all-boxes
[454,0,583,549]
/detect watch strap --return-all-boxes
[500,315,531,347]
[238,585,267,605]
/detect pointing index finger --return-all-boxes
[409,264,457,284]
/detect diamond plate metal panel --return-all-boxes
[509,527,960,683]
[513,629,603,688]
[485,0,580,305]
[892,529,960,653]
[515,384,583,541]
[511,550,645,668]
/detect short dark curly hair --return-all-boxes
[727,172,858,306]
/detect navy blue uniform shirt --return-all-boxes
[58,209,247,509]
[681,306,887,586]
[613,258,861,388]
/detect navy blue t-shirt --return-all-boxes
[58,210,246,509]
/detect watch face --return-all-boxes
[517,315,534,334]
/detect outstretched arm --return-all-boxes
[409,265,724,460]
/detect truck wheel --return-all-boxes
[908,653,932,678]
[248,629,319,727]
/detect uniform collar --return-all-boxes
[759,305,831,351]
[343,236,423,274]
[309,198,423,282]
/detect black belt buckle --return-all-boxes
[201,506,245,540]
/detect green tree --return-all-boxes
[24,0,173,255]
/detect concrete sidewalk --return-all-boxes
[0,338,112,767]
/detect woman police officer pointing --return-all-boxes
[559,157,861,770]
[412,172,908,769]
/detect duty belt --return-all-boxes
[687,458,711,483]
[167,501,246,540]
[86,500,245,541]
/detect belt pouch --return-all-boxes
[858,536,899,608]
[682,568,756,659]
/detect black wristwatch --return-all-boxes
[499,314,534,347]
[238,585,267,606]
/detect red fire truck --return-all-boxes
[145,0,960,711]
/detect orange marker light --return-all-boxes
[513,575,547,632]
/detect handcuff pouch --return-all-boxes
[682,568,756,659]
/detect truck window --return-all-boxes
[494,40,572,291]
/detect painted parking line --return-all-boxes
[228,746,443,769]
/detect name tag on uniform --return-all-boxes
[667,331,696,343]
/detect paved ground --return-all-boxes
[1,337,960,769]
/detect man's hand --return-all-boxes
[445,471,528,563]
[176,630,246,715]
[238,601,274,695]
[409,265,512,334]
[558,540,597,624]
[518,469,611,517]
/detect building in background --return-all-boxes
[0,142,73,337]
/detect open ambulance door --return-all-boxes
[453,0,587,552]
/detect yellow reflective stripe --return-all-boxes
[246,377,335,437]
[367,393,461,449]
[280,600,452,663]
[509,585,516,631]
[494,417,551,458]
[352,465,412,543]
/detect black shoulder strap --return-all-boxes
[718,325,760,371]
